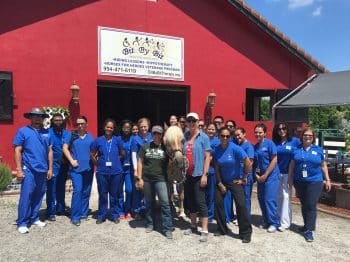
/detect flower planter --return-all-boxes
[336,187,350,209]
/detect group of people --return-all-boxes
[13,108,331,243]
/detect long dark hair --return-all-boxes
[272,122,292,144]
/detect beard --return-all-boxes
[52,123,63,134]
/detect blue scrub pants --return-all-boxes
[257,175,280,227]
[205,172,216,222]
[70,170,93,222]
[132,173,146,215]
[243,183,253,218]
[294,181,323,231]
[17,169,47,227]
[96,173,123,220]
[46,164,68,217]
[118,167,133,215]
[143,181,173,233]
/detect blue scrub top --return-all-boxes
[276,137,301,174]
[184,130,211,177]
[64,132,94,173]
[49,128,70,176]
[131,133,153,155]
[292,144,324,182]
[240,140,255,183]
[254,138,279,179]
[13,126,52,173]
[212,142,247,183]
[91,135,123,175]
[209,136,220,174]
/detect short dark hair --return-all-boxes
[254,123,267,133]
[225,119,236,128]
[213,115,224,122]
[77,115,88,123]
[103,118,116,129]
[235,127,246,134]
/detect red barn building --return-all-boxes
[0,0,325,166]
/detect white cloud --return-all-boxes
[288,0,314,9]
[312,6,322,16]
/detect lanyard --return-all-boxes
[106,137,113,162]
[301,148,307,170]
[27,126,46,147]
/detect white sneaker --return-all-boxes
[232,219,238,225]
[278,226,286,232]
[32,220,46,227]
[18,226,29,234]
[267,225,277,233]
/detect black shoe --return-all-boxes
[241,235,251,243]
[48,216,56,222]
[214,230,225,237]
[96,219,104,224]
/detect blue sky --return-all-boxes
[243,0,350,72]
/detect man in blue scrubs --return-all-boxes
[46,113,71,221]
[13,108,53,234]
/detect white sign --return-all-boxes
[98,27,184,81]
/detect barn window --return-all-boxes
[0,71,14,121]
[245,88,274,121]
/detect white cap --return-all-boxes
[186,112,199,121]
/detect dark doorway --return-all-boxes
[97,81,189,134]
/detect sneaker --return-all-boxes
[304,230,314,242]
[214,230,225,237]
[199,232,208,242]
[165,231,173,239]
[184,226,198,235]
[258,223,268,229]
[125,213,132,219]
[278,226,286,232]
[96,219,104,224]
[32,220,46,227]
[232,219,238,225]
[145,226,153,233]
[48,216,56,222]
[71,220,81,226]
[18,226,29,234]
[267,225,277,233]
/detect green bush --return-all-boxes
[0,162,13,191]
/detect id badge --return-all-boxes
[106,161,112,167]
[302,170,308,178]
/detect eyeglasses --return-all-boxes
[214,121,223,124]
[220,135,231,139]
[278,127,287,131]
[76,122,86,126]
[226,125,234,128]
[152,132,162,135]
[303,134,313,137]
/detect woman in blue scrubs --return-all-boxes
[288,127,331,242]
[91,118,125,224]
[234,127,255,218]
[254,123,281,233]
[118,120,133,219]
[272,122,300,231]
[63,116,94,226]
[213,127,252,243]
[131,117,153,220]
[205,123,220,222]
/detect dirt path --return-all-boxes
[0,181,349,262]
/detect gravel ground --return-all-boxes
[0,180,349,262]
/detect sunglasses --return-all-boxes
[220,135,231,139]
[76,122,86,126]
[278,127,287,131]
[226,125,234,128]
[186,119,197,123]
